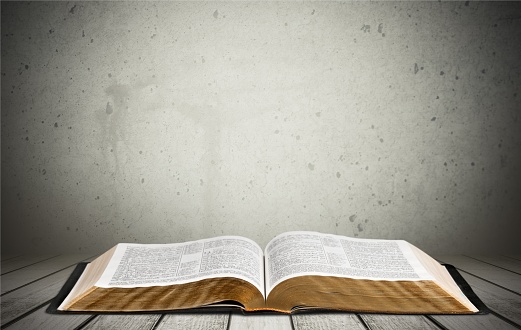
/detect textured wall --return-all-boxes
[2,1,521,255]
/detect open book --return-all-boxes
[53,231,482,314]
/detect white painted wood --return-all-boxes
[80,315,161,330]
[1,266,78,326]
[430,314,519,330]
[1,254,23,262]
[360,314,439,330]
[227,312,292,330]
[503,255,521,262]
[155,313,230,330]
[1,254,93,294]
[436,255,521,294]
[450,271,521,325]
[1,254,59,274]
[468,255,521,273]
[1,257,96,326]
[292,313,366,330]
[4,304,93,330]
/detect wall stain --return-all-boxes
[96,79,159,227]
[378,23,385,37]
[105,102,113,114]
[500,155,507,168]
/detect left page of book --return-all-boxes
[95,236,265,297]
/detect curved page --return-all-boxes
[96,236,265,298]
[265,231,434,296]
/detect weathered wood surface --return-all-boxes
[468,255,521,274]
[228,313,292,330]
[429,314,519,330]
[80,314,162,330]
[292,313,367,330]
[1,256,96,327]
[436,255,521,329]
[360,314,440,330]
[4,305,94,330]
[1,254,94,294]
[437,255,521,294]
[1,255,520,329]
[1,255,23,262]
[504,255,521,262]
[155,313,230,330]
[1,255,59,275]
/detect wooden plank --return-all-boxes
[503,255,521,261]
[154,313,230,330]
[1,255,59,274]
[359,314,439,330]
[1,257,228,330]
[1,254,92,294]
[1,258,95,326]
[468,255,521,273]
[436,255,521,294]
[429,314,519,330]
[1,254,23,262]
[292,313,367,330]
[228,312,292,330]
[79,314,161,330]
[3,304,94,330]
[449,271,521,325]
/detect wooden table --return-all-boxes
[1,254,520,329]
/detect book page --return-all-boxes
[95,236,265,297]
[265,231,434,296]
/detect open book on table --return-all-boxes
[50,231,486,314]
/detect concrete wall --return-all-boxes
[2,1,521,255]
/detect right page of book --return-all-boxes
[265,231,434,296]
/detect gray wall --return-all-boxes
[2,1,521,255]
